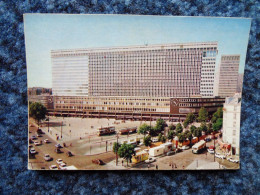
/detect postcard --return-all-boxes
[24,14,251,170]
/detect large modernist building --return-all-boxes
[217,55,240,97]
[51,42,218,98]
[46,42,225,120]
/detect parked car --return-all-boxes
[34,141,41,146]
[59,163,67,170]
[37,129,45,134]
[152,138,158,143]
[36,133,42,137]
[55,144,63,148]
[67,151,73,157]
[29,144,33,148]
[29,124,34,127]
[175,148,182,153]
[205,138,211,142]
[145,157,156,163]
[207,149,214,154]
[55,148,62,153]
[138,142,144,146]
[181,145,190,150]
[166,151,175,156]
[44,139,50,143]
[56,159,64,165]
[215,153,225,159]
[49,165,58,170]
[92,159,105,165]
[30,148,37,154]
[227,157,239,163]
[44,154,52,161]
[31,135,37,140]
[209,145,215,150]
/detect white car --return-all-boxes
[145,157,156,163]
[56,159,64,164]
[227,157,239,163]
[152,138,158,143]
[215,153,226,159]
[44,139,50,143]
[34,141,41,146]
[44,154,52,161]
[181,145,190,150]
[30,148,37,154]
[138,142,144,146]
[59,163,67,170]
[49,165,58,170]
[207,149,214,154]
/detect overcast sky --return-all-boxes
[24,14,251,88]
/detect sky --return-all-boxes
[24,14,251,88]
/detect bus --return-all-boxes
[97,126,116,136]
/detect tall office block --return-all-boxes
[51,42,218,98]
[51,51,89,96]
[218,55,240,97]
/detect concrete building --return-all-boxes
[218,55,240,97]
[237,73,244,93]
[51,42,218,98]
[222,94,241,155]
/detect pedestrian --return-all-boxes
[40,140,42,145]
[156,165,158,170]
[122,160,124,166]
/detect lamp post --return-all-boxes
[48,115,50,133]
[61,121,63,139]
[116,132,119,166]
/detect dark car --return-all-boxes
[55,144,63,148]
[55,148,62,153]
[67,151,73,157]
[205,138,211,142]
[92,159,105,165]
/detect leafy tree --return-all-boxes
[113,142,121,154]
[169,124,176,131]
[29,102,47,129]
[193,128,202,138]
[143,135,152,147]
[138,123,150,138]
[213,118,223,132]
[118,143,135,166]
[184,130,193,141]
[149,126,158,136]
[200,122,208,132]
[207,123,213,134]
[190,125,197,135]
[154,119,167,133]
[158,133,166,143]
[176,123,183,134]
[183,120,189,128]
[197,107,208,122]
[178,133,186,143]
[167,130,176,141]
[186,113,196,123]
[211,107,223,123]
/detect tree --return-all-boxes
[186,113,196,124]
[154,119,167,134]
[200,122,208,132]
[211,107,223,123]
[143,135,152,147]
[207,123,213,134]
[190,125,197,135]
[176,123,183,134]
[184,130,193,141]
[193,128,202,138]
[169,124,176,131]
[158,133,166,143]
[167,130,176,141]
[138,123,150,138]
[183,120,189,128]
[197,107,208,122]
[29,102,47,129]
[178,133,186,143]
[213,118,223,132]
[118,143,135,166]
[113,142,121,154]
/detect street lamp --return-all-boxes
[116,132,119,166]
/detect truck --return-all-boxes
[192,140,206,154]
[149,145,165,157]
[160,142,173,153]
